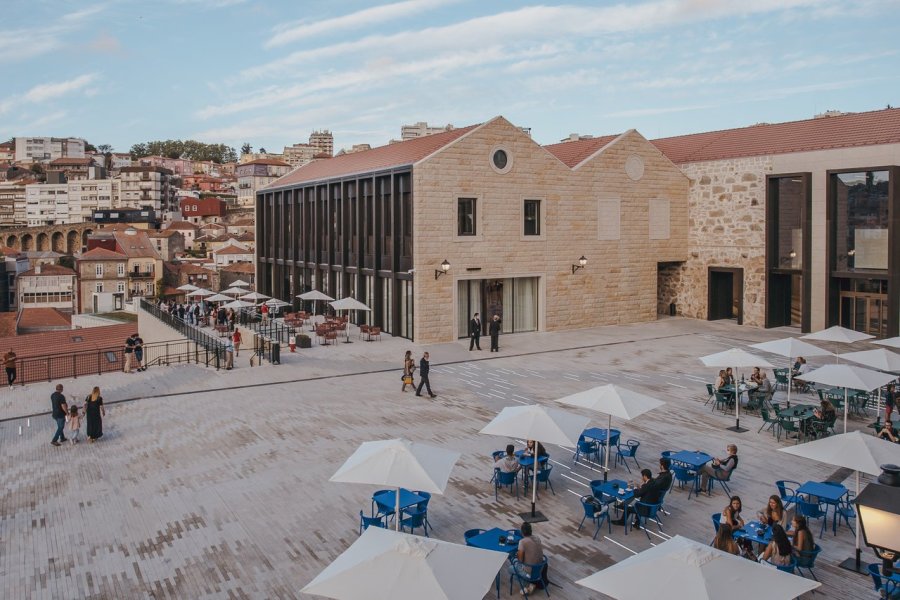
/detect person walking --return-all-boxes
[401,350,416,392]
[123,333,136,373]
[468,313,482,351]
[260,302,269,325]
[134,335,145,372]
[50,384,68,446]
[4,348,16,386]
[84,386,105,443]
[232,328,242,357]
[489,314,502,352]
[67,404,82,445]
[415,352,437,398]
[225,338,234,370]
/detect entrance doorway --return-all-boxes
[767,273,802,328]
[837,279,889,338]
[708,267,743,324]
[457,277,539,338]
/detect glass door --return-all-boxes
[839,292,888,337]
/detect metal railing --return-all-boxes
[236,309,284,364]
[10,338,220,387]
[140,298,226,367]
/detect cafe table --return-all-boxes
[591,479,636,533]
[669,450,712,497]
[466,527,522,598]
[582,427,621,464]
[797,480,848,534]
[371,488,426,517]
[733,520,774,546]
[721,381,758,406]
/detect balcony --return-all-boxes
[128,270,154,278]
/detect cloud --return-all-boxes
[23,74,99,103]
[265,0,457,48]
[25,110,69,130]
[604,103,718,118]
[0,5,105,63]
[88,33,123,53]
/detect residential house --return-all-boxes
[212,243,254,267]
[164,221,199,250]
[181,197,227,224]
[236,159,290,207]
[219,262,255,290]
[77,229,164,313]
[17,264,77,313]
[2,246,30,312]
[76,246,129,313]
[147,229,185,261]
[14,137,86,163]
[164,261,220,292]
[118,165,176,214]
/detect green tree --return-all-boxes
[241,142,252,155]
[258,147,267,154]
[96,144,113,154]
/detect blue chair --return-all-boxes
[713,391,732,413]
[796,499,828,537]
[574,436,601,466]
[711,512,721,534]
[615,439,641,473]
[400,507,428,536]
[775,480,801,510]
[359,510,385,535]
[705,383,716,405]
[509,556,550,598]
[775,556,797,574]
[706,467,735,497]
[372,489,396,523]
[794,544,822,581]
[672,465,697,498]
[536,465,555,495]
[464,528,485,545]
[578,495,610,540]
[820,482,854,535]
[660,450,675,461]
[866,563,900,598]
[412,490,433,533]
[494,468,519,501]
[630,501,663,540]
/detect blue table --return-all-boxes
[582,428,621,464]
[372,489,426,515]
[591,479,635,533]
[515,450,549,470]
[733,520,773,546]
[798,481,848,535]
[669,451,712,498]
[466,527,522,598]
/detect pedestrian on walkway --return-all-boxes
[67,404,81,445]
[401,350,416,392]
[4,348,16,386]
[134,335,145,372]
[225,338,234,370]
[415,352,437,398]
[489,314,502,352]
[469,313,482,351]
[123,333,137,373]
[261,302,269,324]
[84,386,105,443]
[50,384,68,446]
[232,329,242,357]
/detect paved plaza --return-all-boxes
[0,317,886,599]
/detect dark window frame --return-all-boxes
[458,198,476,236]
[524,199,541,236]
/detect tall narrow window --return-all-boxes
[95,264,103,277]
[524,199,541,236]
[458,198,476,236]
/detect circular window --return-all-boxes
[624,154,645,181]
[489,145,513,174]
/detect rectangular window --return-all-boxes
[95,283,103,293]
[834,170,889,270]
[95,264,103,277]
[117,263,125,276]
[458,198,476,236]
[523,199,541,236]
[117,282,125,293]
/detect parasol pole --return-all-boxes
[604,414,612,482]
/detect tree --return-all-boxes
[258,147,267,154]
[129,139,238,164]
[96,144,113,154]
[241,143,252,155]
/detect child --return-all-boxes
[66,404,81,445]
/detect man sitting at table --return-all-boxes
[508,522,545,595]
[699,444,738,494]
[655,458,673,493]
[611,468,666,529]
[495,444,521,473]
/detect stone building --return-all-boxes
[17,264,77,313]
[236,159,291,207]
[257,116,689,342]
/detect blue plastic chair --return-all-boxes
[660,450,675,461]
[574,436,601,466]
[412,490,433,533]
[630,501,663,540]
[775,480,801,510]
[796,499,829,537]
[615,439,641,473]
[464,528,485,545]
[705,383,716,405]
[536,465,555,495]
[866,564,900,598]
[820,481,854,535]
[578,495,610,540]
[672,465,697,498]
[372,489,396,523]
[509,556,549,598]
[794,544,822,581]
[359,510,385,535]
[400,507,428,536]
[706,467,735,497]
[711,512,721,534]
[494,468,519,501]
[774,556,797,574]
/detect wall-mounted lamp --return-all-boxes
[839,249,856,262]
[779,250,797,265]
[572,255,587,274]
[434,259,451,280]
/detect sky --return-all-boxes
[2,0,899,155]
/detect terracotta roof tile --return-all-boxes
[166,221,199,231]
[19,264,76,277]
[80,247,127,260]
[4,323,135,360]
[0,313,16,338]
[215,245,252,255]
[114,231,162,260]
[268,124,481,188]
[221,262,255,273]
[18,307,71,329]
[241,158,291,167]
[49,157,94,166]
[542,135,622,168]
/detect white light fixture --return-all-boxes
[434,259,450,280]
[572,255,587,274]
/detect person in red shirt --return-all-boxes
[260,302,269,324]
[232,329,242,357]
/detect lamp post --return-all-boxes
[434,259,450,280]
[854,465,900,578]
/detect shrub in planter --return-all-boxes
[297,334,312,349]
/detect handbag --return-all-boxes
[403,375,413,385]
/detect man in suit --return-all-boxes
[469,313,482,351]
[415,352,436,398]
[489,314,502,352]
[611,468,665,529]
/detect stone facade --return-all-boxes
[412,118,689,343]
[658,156,772,327]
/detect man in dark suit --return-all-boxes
[469,313,482,351]
[611,468,666,528]
[489,314,502,352]
[415,352,436,398]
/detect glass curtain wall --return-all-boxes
[834,170,890,270]
[457,277,539,338]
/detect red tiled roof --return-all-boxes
[221,262,255,273]
[114,230,162,260]
[18,307,71,329]
[649,108,900,163]
[80,247,127,260]
[215,245,252,255]
[241,158,291,167]
[0,313,16,338]
[543,135,621,168]
[148,229,180,238]
[3,323,135,360]
[20,264,76,277]
[49,157,94,166]
[166,221,199,231]
[268,124,481,188]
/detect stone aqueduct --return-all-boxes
[1,223,95,254]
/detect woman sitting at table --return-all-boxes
[757,495,788,528]
[759,524,793,567]
[524,440,547,458]
[699,444,738,494]
[878,423,899,443]
[750,367,763,385]
[791,515,814,556]
[814,398,836,422]
[724,368,735,386]
[721,496,745,529]
[715,370,727,390]
[712,523,740,555]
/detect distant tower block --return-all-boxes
[309,131,334,157]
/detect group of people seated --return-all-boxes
[714,368,773,406]
[608,457,673,529]
[712,494,815,566]
[493,440,548,474]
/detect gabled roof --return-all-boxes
[49,157,94,166]
[542,135,621,168]
[221,262,255,273]
[4,322,135,359]
[113,230,162,260]
[649,108,900,163]
[240,158,291,167]
[215,245,252,255]
[268,123,481,188]
[148,229,180,238]
[80,247,127,260]
[20,264,76,277]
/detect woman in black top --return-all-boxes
[85,386,105,442]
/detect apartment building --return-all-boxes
[77,229,163,313]
[47,157,96,180]
[400,122,453,140]
[14,137,86,163]
[0,181,26,227]
[308,130,334,157]
[17,264,77,313]
[147,229,185,261]
[212,243,254,267]
[118,166,176,212]
[282,143,318,167]
[24,178,118,225]
[236,159,290,207]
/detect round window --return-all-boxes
[492,149,508,170]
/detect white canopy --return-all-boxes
[480,404,588,447]
[299,290,335,301]
[301,527,507,600]
[240,291,271,301]
[874,336,900,350]
[221,287,249,296]
[700,348,773,369]
[187,288,213,297]
[841,348,900,373]
[205,293,232,302]
[779,430,900,477]
[577,535,820,600]
[749,337,832,359]
[330,438,459,495]
[331,297,372,312]
[802,325,874,344]
[222,299,254,309]
[231,279,251,287]
[796,363,897,433]
[176,283,198,292]
[264,298,291,308]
